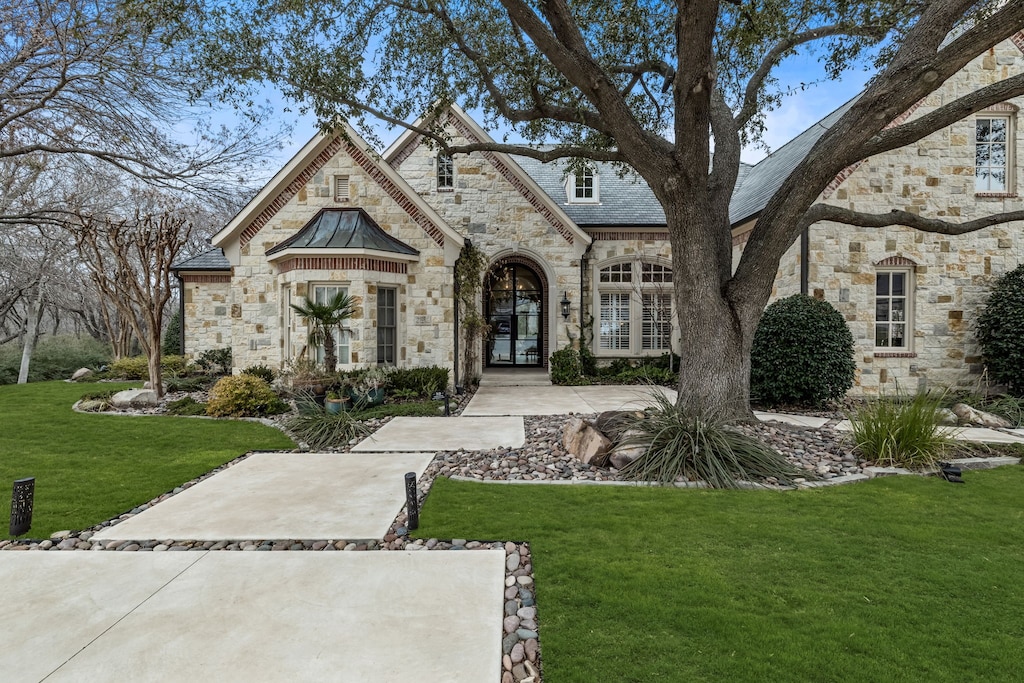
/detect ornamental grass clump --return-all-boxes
[619,390,801,488]
[849,388,953,468]
[284,396,370,449]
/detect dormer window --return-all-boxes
[437,153,454,191]
[568,166,599,203]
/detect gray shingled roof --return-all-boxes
[266,208,419,256]
[728,94,861,225]
[171,248,230,271]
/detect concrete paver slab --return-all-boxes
[754,412,831,428]
[3,551,504,683]
[351,416,525,451]
[0,553,202,683]
[92,452,434,541]
[462,385,592,415]
[573,385,677,413]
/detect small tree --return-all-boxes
[977,264,1024,396]
[290,292,360,373]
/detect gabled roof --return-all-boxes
[728,94,861,225]
[211,123,463,251]
[171,248,230,272]
[266,208,418,257]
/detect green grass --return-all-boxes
[351,400,445,419]
[417,471,1024,682]
[0,381,293,538]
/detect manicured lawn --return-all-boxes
[418,470,1024,682]
[1,381,294,538]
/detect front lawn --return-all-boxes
[418,470,1024,682]
[1,381,293,538]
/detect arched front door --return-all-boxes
[485,261,544,367]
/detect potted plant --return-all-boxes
[324,391,350,414]
[354,367,387,407]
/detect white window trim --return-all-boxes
[873,268,914,354]
[974,111,1016,196]
[593,260,675,356]
[566,167,600,204]
[376,286,398,366]
[334,175,350,203]
[310,283,353,367]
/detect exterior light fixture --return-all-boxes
[560,292,571,319]
[939,462,965,484]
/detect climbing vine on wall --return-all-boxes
[455,242,488,384]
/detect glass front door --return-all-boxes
[487,264,542,366]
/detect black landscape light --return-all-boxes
[404,472,419,531]
[10,477,35,536]
[939,462,965,484]
[560,292,571,319]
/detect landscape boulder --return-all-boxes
[562,417,612,467]
[71,368,93,381]
[591,410,642,442]
[110,389,159,409]
[936,408,959,426]
[951,403,1012,428]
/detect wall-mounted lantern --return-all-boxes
[560,292,571,320]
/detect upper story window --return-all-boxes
[567,165,599,203]
[437,153,454,191]
[975,108,1016,196]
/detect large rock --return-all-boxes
[71,367,93,381]
[110,389,159,408]
[609,444,646,470]
[592,410,641,442]
[951,403,1012,428]
[562,417,612,466]
[562,417,586,455]
[936,408,959,426]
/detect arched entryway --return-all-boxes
[484,257,546,367]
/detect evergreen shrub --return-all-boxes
[206,374,288,417]
[977,264,1024,395]
[750,294,855,407]
[549,347,588,385]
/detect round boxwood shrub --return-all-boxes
[206,374,289,417]
[977,263,1024,395]
[750,294,855,407]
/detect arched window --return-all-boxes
[596,261,673,354]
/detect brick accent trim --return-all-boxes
[1012,31,1024,55]
[181,274,231,283]
[591,231,670,241]
[240,138,344,246]
[873,352,917,359]
[984,101,1020,113]
[975,192,1019,198]
[277,257,409,274]
[822,98,927,199]
[485,255,550,369]
[875,255,917,267]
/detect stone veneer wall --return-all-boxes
[394,120,587,372]
[224,138,457,374]
[807,41,1024,394]
[181,275,233,357]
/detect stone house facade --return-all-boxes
[174,36,1024,394]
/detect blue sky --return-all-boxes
[260,52,873,174]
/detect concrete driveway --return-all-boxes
[1,550,504,683]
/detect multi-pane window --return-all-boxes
[377,287,396,365]
[597,262,673,354]
[437,154,453,190]
[312,284,350,365]
[975,116,1011,193]
[570,166,599,203]
[642,293,672,351]
[599,292,630,350]
[875,271,910,349]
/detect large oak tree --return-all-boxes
[187,0,1024,414]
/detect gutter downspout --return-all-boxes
[579,241,594,348]
[799,228,810,296]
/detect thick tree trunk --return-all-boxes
[17,288,44,384]
[147,341,163,398]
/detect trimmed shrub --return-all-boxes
[619,390,802,488]
[206,374,289,417]
[195,347,232,375]
[107,354,188,380]
[549,347,588,385]
[385,366,450,397]
[849,389,952,467]
[977,264,1024,395]
[241,363,276,384]
[751,294,855,407]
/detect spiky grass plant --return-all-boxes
[619,390,802,488]
[848,388,953,468]
[980,395,1024,428]
[284,396,370,450]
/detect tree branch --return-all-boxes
[801,203,1024,236]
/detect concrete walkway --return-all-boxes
[92,452,435,541]
[1,551,503,682]
[352,416,525,452]
[462,384,676,416]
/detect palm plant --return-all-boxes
[290,292,361,373]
